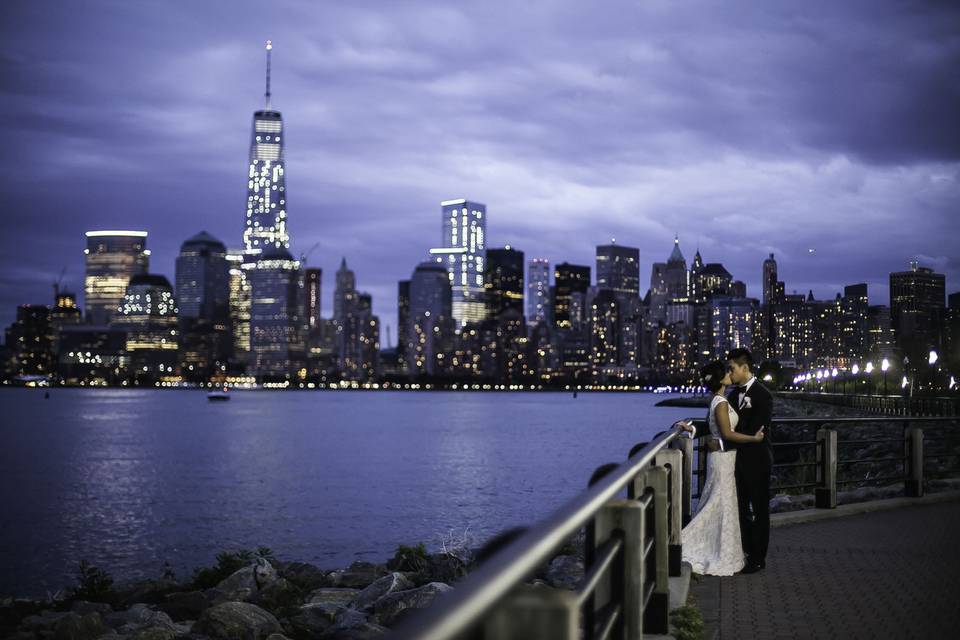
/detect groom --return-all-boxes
[726,348,773,574]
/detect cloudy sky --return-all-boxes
[2,0,958,339]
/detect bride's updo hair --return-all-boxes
[699,361,726,394]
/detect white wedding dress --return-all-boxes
[681,395,745,576]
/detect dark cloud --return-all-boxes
[2,0,958,336]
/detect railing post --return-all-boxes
[594,500,646,640]
[671,435,694,526]
[655,448,684,577]
[906,427,924,497]
[636,466,670,634]
[696,438,707,512]
[815,428,837,508]
[483,586,579,640]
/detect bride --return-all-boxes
[676,360,764,576]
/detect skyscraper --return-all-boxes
[84,231,149,325]
[762,253,779,306]
[334,258,356,330]
[113,274,178,378]
[485,246,524,318]
[596,243,640,297]
[175,232,229,321]
[526,258,550,327]
[665,236,688,301]
[408,262,453,376]
[552,263,590,331]
[305,268,322,342]
[226,249,251,363]
[890,262,946,363]
[243,41,289,257]
[249,247,305,378]
[430,199,487,328]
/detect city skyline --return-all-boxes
[2,1,959,336]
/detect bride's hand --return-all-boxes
[753,426,765,442]
[674,420,695,433]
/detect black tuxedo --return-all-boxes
[727,379,773,565]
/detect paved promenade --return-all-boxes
[691,495,960,639]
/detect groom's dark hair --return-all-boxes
[726,347,754,370]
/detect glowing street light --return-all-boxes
[865,361,874,373]
[881,358,891,396]
[929,350,938,366]
[852,363,860,375]
[901,375,908,390]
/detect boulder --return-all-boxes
[216,559,278,601]
[337,562,387,589]
[249,577,302,613]
[323,608,388,638]
[194,602,282,640]
[306,588,360,610]
[275,562,330,591]
[351,573,413,611]
[52,612,106,640]
[129,625,178,640]
[286,588,358,636]
[160,590,209,621]
[116,578,180,607]
[372,582,452,627]
[105,603,177,634]
[265,634,292,640]
[20,610,71,633]
[545,555,583,590]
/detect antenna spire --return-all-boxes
[265,40,273,110]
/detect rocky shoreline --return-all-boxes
[0,539,589,640]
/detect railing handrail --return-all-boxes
[688,416,960,425]
[392,427,682,640]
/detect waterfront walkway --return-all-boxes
[691,494,960,639]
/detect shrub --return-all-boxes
[72,560,115,603]
[671,604,705,640]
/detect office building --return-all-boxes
[84,230,149,325]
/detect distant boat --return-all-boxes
[207,388,231,401]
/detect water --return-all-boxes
[0,388,699,596]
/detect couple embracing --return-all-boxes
[678,348,773,576]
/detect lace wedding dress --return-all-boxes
[681,395,745,576]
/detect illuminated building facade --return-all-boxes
[226,249,251,364]
[4,305,55,378]
[485,247,524,318]
[397,280,410,371]
[113,274,179,378]
[890,262,946,363]
[840,283,869,361]
[306,268,322,345]
[243,41,288,257]
[408,262,453,377]
[249,247,305,378]
[431,199,487,328]
[84,231,149,325]
[665,236,689,301]
[175,231,229,321]
[526,258,550,327]
[57,326,128,383]
[553,263,590,331]
[596,243,640,297]
[710,295,758,358]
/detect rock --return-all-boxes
[351,573,413,611]
[69,600,113,616]
[275,562,330,591]
[52,612,106,640]
[372,582,452,627]
[129,625,178,640]
[116,578,180,607]
[306,588,360,610]
[322,607,390,638]
[545,555,583,590]
[194,602,282,640]
[105,604,177,634]
[20,610,71,632]
[248,577,302,613]
[337,562,387,589]
[160,590,209,621]
[216,559,278,601]
[265,634,292,640]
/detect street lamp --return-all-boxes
[831,367,839,394]
[865,361,874,395]
[881,358,890,396]
[850,363,860,395]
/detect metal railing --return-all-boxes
[393,415,959,640]
[392,426,694,640]
[782,391,960,417]
[690,416,960,506]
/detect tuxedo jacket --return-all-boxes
[726,379,774,471]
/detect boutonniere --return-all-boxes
[742,396,752,409]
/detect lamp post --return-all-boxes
[929,350,939,394]
[865,361,874,395]
[831,367,839,394]
[881,358,890,396]
[851,363,860,396]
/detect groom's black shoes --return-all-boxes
[738,560,765,574]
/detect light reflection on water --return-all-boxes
[0,388,697,595]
